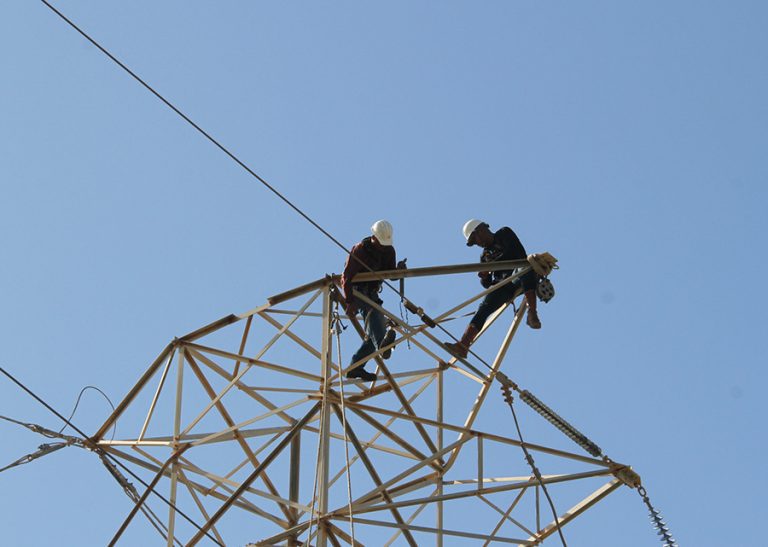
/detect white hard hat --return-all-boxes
[371,220,393,246]
[462,219,484,246]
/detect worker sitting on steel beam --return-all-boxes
[342,220,405,382]
[445,219,541,359]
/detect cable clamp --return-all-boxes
[613,465,642,489]
[403,299,436,328]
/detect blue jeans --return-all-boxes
[470,270,537,329]
[350,301,387,367]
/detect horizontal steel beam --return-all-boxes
[268,259,531,304]
[351,259,530,282]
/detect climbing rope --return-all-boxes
[333,307,357,544]
[398,299,412,351]
[306,352,330,544]
[637,485,678,547]
[500,383,568,547]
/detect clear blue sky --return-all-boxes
[1,1,766,545]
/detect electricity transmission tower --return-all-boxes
[93,260,641,546]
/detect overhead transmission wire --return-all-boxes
[0,365,223,547]
[38,0,496,375]
[40,1,568,541]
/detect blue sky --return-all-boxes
[1,1,766,545]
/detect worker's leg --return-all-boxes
[470,281,519,330]
[521,271,541,329]
[350,337,375,369]
[366,305,396,359]
[348,303,388,381]
[446,282,518,358]
[350,304,377,365]
[365,306,387,349]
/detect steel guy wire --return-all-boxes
[0,365,223,546]
[0,441,71,473]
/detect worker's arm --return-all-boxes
[341,245,364,314]
[479,248,495,287]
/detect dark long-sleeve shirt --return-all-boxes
[341,237,396,305]
[480,227,527,284]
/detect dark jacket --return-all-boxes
[342,237,396,305]
[480,227,527,285]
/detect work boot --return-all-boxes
[346,366,376,382]
[380,328,396,360]
[526,309,541,329]
[444,324,480,359]
[524,289,541,329]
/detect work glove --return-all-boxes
[397,258,408,269]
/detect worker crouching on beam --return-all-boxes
[342,220,406,382]
[445,219,541,359]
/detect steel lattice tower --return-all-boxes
[94,261,640,546]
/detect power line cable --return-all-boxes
[38,0,502,373]
[500,383,568,546]
[39,0,351,258]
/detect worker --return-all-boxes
[445,219,540,359]
[342,220,405,382]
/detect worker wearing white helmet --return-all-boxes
[445,219,541,359]
[341,220,405,382]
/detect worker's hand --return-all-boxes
[479,271,493,289]
[345,301,358,317]
[397,258,408,270]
